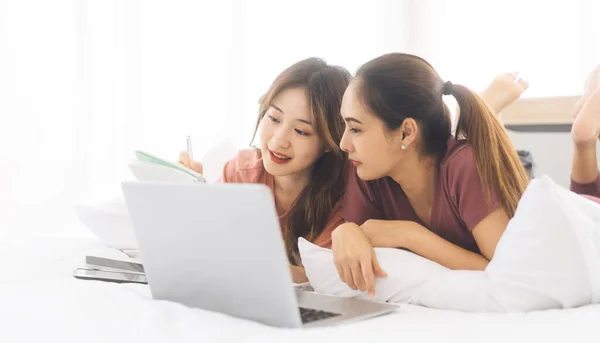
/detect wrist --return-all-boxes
[363,220,417,249]
[362,224,379,245]
[400,221,422,251]
[333,222,361,239]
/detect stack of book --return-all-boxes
[73,255,147,284]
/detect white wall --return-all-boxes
[508,130,600,188]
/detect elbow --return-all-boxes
[473,255,490,271]
[450,254,489,271]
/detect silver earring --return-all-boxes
[401,144,407,150]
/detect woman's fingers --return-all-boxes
[179,151,191,167]
[351,261,367,292]
[178,151,203,173]
[343,264,357,290]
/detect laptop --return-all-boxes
[121,181,397,328]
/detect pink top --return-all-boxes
[341,139,501,254]
[570,175,600,204]
[217,149,343,248]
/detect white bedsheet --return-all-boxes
[1,203,598,343]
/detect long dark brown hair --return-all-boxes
[355,53,528,217]
[251,58,351,264]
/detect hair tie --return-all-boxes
[442,81,453,95]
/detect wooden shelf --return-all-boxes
[500,95,580,126]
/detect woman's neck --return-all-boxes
[389,155,437,210]
[273,170,311,214]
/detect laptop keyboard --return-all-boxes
[299,307,341,323]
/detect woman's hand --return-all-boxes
[331,223,387,297]
[178,151,204,174]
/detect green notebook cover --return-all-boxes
[134,150,202,180]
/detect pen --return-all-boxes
[187,135,193,160]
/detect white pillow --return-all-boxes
[299,238,450,303]
[299,239,494,310]
[73,197,138,250]
[72,140,238,249]
[299,175,600,312]
[474,174,600,311]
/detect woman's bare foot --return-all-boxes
[480,72,529,113]
[573,65,600,118]
[572,66,600,146]
[572,86,600,147]
[570,66,600,184]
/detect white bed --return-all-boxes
[1,202,598,343]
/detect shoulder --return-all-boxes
[440,139,481,201]
[440,138,501,230]
[221,149,267,184]
[229,149,265,171]
[442,139,475,167]
[441,139,479,180]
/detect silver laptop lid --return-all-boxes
[121,181,302,327]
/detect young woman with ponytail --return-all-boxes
[331,53,530,297]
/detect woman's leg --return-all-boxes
[452,72,529,134]
[570,66,600,199]
[480,72,530,115]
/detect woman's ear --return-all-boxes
[399,118,418,147]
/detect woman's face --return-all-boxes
[259,87,324,178]
[339,81,405,180]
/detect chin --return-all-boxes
[262,158,295,177]
[355,165,381,181]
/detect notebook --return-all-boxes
[129,150,206,183]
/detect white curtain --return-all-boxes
[1,0,598,215]
[0,0,411,212]
[407,0,600,97]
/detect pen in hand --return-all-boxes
[185,135,204,181]
[187,135,193,160]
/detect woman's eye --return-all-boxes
[295,129,311,136]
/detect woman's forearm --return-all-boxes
[366,221,489,270]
